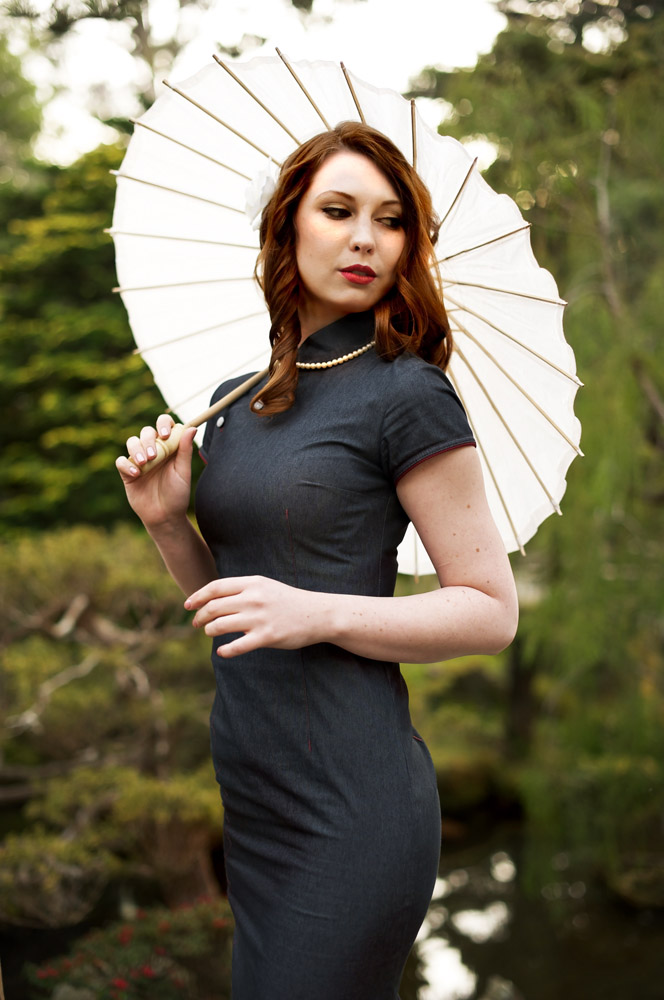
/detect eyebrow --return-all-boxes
[316,189,402,209]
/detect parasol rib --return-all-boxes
[171,348,271,414]
[163,80,280,164]
[410,100,417,170]
[446,371,526,555]
[443,278,566,307]
[113,276,255,293]
[475,437,526,556]
[340,63,367,123]
[444,291,581,385]
[439,158,477,230]
[129,118,251,179]
[437,224,532,263]
[110,170,243,214]
[213,55,302,145]
[133,311,267,355]
[106,229,259,250]
[276,48,331,129]
[453,344,563,516]
[452,315,583,455]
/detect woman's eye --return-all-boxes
[322,206,350,219]
[380,217,403,230]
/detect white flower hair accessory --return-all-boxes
[244,158,280,231]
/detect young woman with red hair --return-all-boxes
[117,122,518,1000]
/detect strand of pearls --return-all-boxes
[295,340,375,370]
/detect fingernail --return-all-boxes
[136,451,146,464]
[146,446,156,459]
[184,599,191,609]
[159,427,169,438]
[130,466,140,476]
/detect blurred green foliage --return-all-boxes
[0,144,186,529]
[0,526,221,926]
[0,33,41,165]
[411,6,664,893]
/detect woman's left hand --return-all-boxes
[184,576,327,658]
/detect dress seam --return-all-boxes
[285,507,313,754]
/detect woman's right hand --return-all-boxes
[115,415,198,530]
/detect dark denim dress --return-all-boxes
[195,311,475,999]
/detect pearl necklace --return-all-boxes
[295,339,375,370]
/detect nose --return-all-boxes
[349,214,374,254]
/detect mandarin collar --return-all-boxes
[296,311,376,364]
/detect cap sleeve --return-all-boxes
[380,357,475,484]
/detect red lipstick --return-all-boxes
[340,265,376,285]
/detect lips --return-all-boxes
[340,265,377,285]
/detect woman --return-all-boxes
[116,122,518,999]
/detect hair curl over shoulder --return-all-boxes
[251,122,453,416]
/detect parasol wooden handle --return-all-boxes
[128,367,269,478]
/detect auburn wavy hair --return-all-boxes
[251,121,452,415]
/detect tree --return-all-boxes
[0,141,189,529]
[410,9,664,895]
[0,526,222,925]
[0,32,42,165]
[496,0,664,49]
[0,34,51,251]
[1,0,357,130]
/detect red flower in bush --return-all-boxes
[36,967,59,979]
[111,978,129,989]
[154,945,167,956]
[212,917,229,929]
[141,965,156,978]
[118,926,134,946]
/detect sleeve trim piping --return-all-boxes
[394,440,476,484]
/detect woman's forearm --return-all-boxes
[147,517,217,596]
[185,572,518,663]
[318,585,518,663]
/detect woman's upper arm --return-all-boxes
[396,446,518,609]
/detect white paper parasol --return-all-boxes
[109,52,582,574]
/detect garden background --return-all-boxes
[1,1,663,997]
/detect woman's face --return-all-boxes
[294,150,407,337]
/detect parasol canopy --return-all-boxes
[110,52,582,574]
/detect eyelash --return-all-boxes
[321,207,403,229]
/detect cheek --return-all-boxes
[386,236,406,278]
[301,217,339,250]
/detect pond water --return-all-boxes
[400,822,664,1000]
[4,821,664,998]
